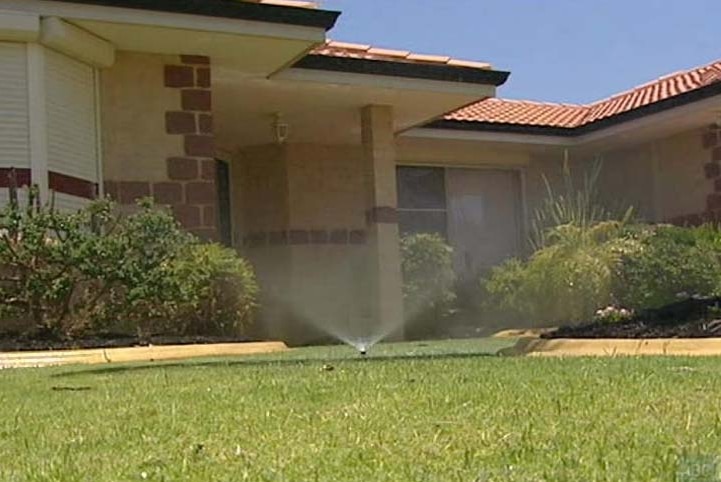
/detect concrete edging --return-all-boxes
[0,341,289,368]
[504,337,721,357]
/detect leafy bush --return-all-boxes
[167,243,259,336]
[483,222,721,326]
[481,158,647,327]
[482,221,639,326]
[0,191,258,338]
[615,225,721,310]
[400,233,455,335]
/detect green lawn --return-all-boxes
[2,339,721,481]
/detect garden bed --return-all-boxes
[0,333,255,352]
[543,297,721,339]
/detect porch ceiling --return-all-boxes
[73,19,317,73]
[214,67,496,150]
[3,0,330,75]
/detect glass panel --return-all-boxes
[397,167,446,210]
[398,210,447,238]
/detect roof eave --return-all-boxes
[44,0,341,30]
[427,80,721,137]
[292,54,511,86]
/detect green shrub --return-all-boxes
[167,243,259,336]
[615,225,721,310]
[482,221,639,326]
[0,192,258,338]
[400,233,456,335]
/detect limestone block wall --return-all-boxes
[667,125,721,224]
[232,143,370,344]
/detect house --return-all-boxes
[0,0,719,343]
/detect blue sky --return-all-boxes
[321,0,721,104]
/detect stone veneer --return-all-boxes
[104,55,218,241]
[668,125,721,226]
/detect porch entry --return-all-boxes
[396,166,522,281]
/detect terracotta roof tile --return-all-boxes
[445,59,721,129]
[311,40,493,70]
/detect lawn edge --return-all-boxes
[504,337,721,357]
[0,341,289,368]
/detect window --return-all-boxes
[396,166,447,237]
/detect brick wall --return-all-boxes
[103,54,218,241]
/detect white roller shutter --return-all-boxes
[45,48,98,209]
[45,48,97,181]
[0,42,30,169]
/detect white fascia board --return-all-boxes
[0,10,40,41]
[402,127,574,146]
[0,0,325,42]
[40,17,115,67]
[277,68,497,97]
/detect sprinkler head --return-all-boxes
[359,348,367,356]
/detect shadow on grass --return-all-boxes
[51,350,505,379]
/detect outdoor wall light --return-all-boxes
[272,112,289,144]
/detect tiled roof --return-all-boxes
[311,41,493,70]
[445,59,721,129]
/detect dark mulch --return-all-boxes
[543,297,721,339]
[0,333,254,352]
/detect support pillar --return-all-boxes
[361,105,404,337]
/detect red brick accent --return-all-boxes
[310,230,328,244]
[172,204,201,229]
[268,231,287,245]
[196,68,211,88]
[165,111,196,134]
[242,229,366,247]
[0,167,31,188]
[184,135,215,157]
[49,172,97,199]
[200,159,216,180]
[709,194,721,211]
[705,162,720,179]
[118,181,151,203]
[152,182,183,204]
[202,205,216,227]
[155,55,217,241]
[245,232,268,247]
[198,114,213,134]
[181,55,210,65]
[181,90,211,111]
[186,181,216,204]
[167,157,198,181]
[329,229,348,244]
[703,131,719,149]
[349,230,367,244]
[164,65,194,88]
[289,230,309,245]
